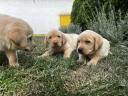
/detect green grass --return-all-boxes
[0,37,128,96]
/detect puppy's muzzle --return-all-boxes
[52,41,60,47]
[78,48,83,54]
[24,43,36,52]
[53,42,58,45]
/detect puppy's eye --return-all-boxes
[28,37,32,41]
[57,36,61,38]
[85,41,91,44]
[49,36,51,39]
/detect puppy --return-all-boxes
[38,29,78,58]
[77,30,110,65]
[0,14,36,67]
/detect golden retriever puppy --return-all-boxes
[38,29,78,58]
[0,14,36,67]
[77,30,110,65]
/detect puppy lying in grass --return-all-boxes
[38,29,78,58]
[77,30,110,65]
[0,14,36,67]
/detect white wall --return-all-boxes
[0,0,73,34]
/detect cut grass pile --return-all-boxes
[0,37,128,96]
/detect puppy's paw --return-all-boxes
[37,55,50,59]
[87,62,92,66]
[9,63,19,67]
[37,55,43,58]
[77,60,83,64]
[77,60,87,66]
[87,61,97,66]
[63,54,71,59]
[37,54,46,58]
[63,56,70,59]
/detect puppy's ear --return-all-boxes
[61,33,67,45]
[8,31,27,48]
[94,36,103,51]
[44,36,48,48]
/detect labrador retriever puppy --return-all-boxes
[77,30,110,65]
[38,29,78,58]
[0,14,36,67]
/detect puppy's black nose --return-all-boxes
[54,42,57,44]
[78,48,83,54]
[24,49,30,51]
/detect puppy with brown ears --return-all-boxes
[77,30,110,65]
[0,14,36,67]
[38,29,78,58]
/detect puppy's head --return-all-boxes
[7,23,36,51]
[45,30,66,48]
[77,31,103,55]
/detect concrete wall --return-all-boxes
[0,0,73,34]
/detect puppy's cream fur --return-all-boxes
[39,29,78,58]
[77,30,110,65]
[0,14,36,67]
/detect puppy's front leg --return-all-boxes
[5,50,19,67]
[63,48,72,58]
[78,54,86,64]
[87,55,101,65]
[38,50,53,58]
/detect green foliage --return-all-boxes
[0,37,128,96]
[71,0,103,29]
[71,0,128,30]
[86,8,126,43]
[71,0,128,44]
[86,8,128,44]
